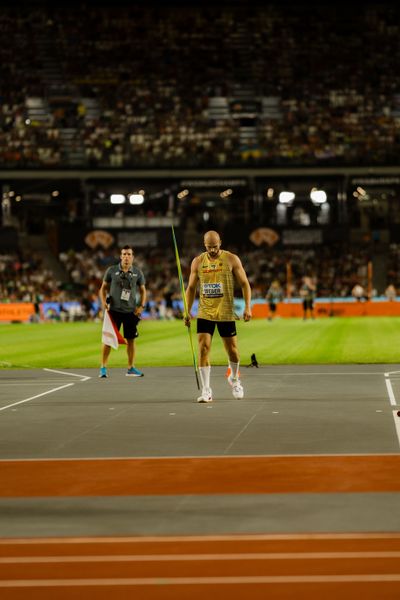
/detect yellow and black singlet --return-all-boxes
[197,250,235,321]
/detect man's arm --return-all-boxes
[99,280,110,310]
[184,257,200,326]
[231,254,252,322]
[135,284,147,315]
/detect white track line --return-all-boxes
[385,377,397,406]
[224,414,257,454]
[2,551,400,564]
[1,452,399,463]
[0,382,78,386]
[263,372,388,376]
[1,533,399,545]
[392,410,400,448]
[0,384,74,412]
[43,368,91,382]
[1,574,400,587]
[0,368,90,411]
[384,375,400,448]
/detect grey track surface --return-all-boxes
[0,365,399,537]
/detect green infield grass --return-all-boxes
[1,316,400,369]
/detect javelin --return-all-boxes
[171,225,200,390]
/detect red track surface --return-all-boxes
[1,455,400,598]
[1,454,400,496]
[1,534,400,599]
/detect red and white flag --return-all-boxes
[101,311,126,350]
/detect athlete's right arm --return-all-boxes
[184,257,200,326]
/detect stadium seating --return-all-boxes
[1,4,399,168]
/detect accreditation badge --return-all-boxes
[120,289,131,301]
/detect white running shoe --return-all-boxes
[197,387,213,403]
[228,375,244,399]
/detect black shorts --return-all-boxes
[269,302,277,312]
[303,299,314,310]
[197,318,237,338]
[109,310,140,339]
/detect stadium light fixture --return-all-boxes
[310,188,327,205]
[110,194,125,204]
[128,194,144,205]
[177,189,189,200]
[279,191,295,204]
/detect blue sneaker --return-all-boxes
[99,367,108,378]
[126,367,144,377]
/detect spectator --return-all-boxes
[265,280,284,321]
[385,284,397,301]
[352,283,367,302]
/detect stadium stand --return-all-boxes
[1,1,399,318]
[0,3,399,168]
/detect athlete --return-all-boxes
[185,230,252,402]
[99,245,146,378]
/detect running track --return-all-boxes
[1,367,400,598]
[1,533,400,599]
[1,455,400,599]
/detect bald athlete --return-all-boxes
[185,231,252,402]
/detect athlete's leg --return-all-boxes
[222,336,244,398]
[197,332,212,388]
[196,320,215,399]
[223,335,241,380]
[217,322,240,380]
[302,299,307,320]
[198,333,212,366]
[99,344,112,377]
[222,335,240,363]
[101,344,112,367]
[122,312,142,373]
[127,338,135,368]
[198,333,212,367]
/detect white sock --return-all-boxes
[229,361,240,380]
[199,366,211,389]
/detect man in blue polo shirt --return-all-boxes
[99,245,146,378]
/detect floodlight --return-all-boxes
[310,189,327,204]
[129,194,144,205]
[279,191,295,204]
[110,194,125,204]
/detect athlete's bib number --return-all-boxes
[202,283,223,298]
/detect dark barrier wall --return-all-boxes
[0,227,19,252]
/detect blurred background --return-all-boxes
[1,0,400,321]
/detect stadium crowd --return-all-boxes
[1,4,399,168]
[1,240,382,321]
